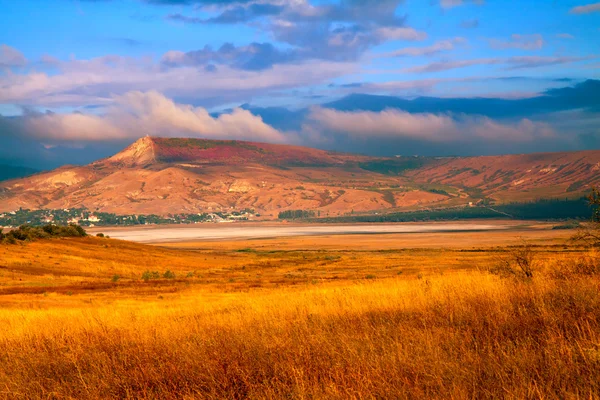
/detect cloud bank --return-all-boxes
[12,91,288,143]
[2,81,598,169]
[3,90,561,148]
[307,107,554,142]
[0,50,356,107]
[404,56,595,73]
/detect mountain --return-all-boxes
[101,137,365,167]
[405,151,600,202]
[240,80,600,133]
[0,137,599,216]
[0,164,39,182]
[323,80,600,118]
[239,105,308,131]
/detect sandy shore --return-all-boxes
[88,220,536,244]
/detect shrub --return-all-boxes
[278,210,316,220]
[552,221,581,230]
[163,270,176,279]
[1,223,87,245]
[491,241,536,279]
[142,271,160,281]
[96,233,105,238]
[111,275,120,283]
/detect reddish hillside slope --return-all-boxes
[102,137,369,167]
[408,151,600,202]
[1,137,599,216]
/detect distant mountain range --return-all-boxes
[241,79,600,131]
[0,165,39,182]
[0,137,598,217]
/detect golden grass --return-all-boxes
[0,232,599,399]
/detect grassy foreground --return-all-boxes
[0,236,599,399]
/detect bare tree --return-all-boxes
[492,239,536,279]
[572,187,600,247]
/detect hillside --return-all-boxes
[406,151,600,202]
[101,137,367,167]
[0,164,38,182]
[0,137,598,217]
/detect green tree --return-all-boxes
[590,186,600,223]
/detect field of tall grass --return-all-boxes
[0,237,598,399]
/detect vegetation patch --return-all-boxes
[552,221,582,230]
[358,158,431,175]
[427,188,451,196]
[567,181,585,192]
[278,209,317,220]
[316,197,591,223]
[0,224,86,244]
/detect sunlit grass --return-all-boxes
[0,235,598,398]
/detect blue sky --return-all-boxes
[0,0,599,168]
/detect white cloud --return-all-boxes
[375,27,428,42]
[569,2,600,14]
[0,52,357,107]
[440,0,464,8]
[307,107,555,142]
[403,58,502,73]
[0,44,27,67]
[20,91,288,143]
[380,37,466,58]
[440,0,485,9]
[506,55,596,69]
[403,55,595,73]
[489,34,544,51]
[25,113,124,141]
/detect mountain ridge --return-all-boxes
[236,80,600,136]
[1,137,599,216]
[102,136,157,167]
[0,164,39,182]
[99,137,373,167]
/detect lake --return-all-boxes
[93,222,513,243]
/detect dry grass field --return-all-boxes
[0,227,599,399]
